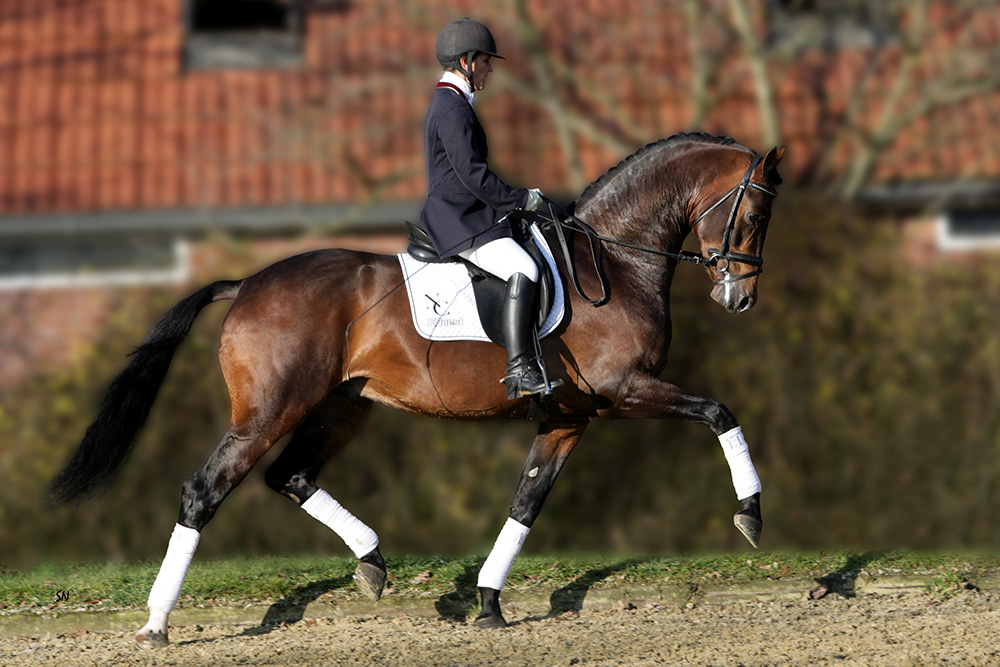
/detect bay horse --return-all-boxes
[50,132,785,647]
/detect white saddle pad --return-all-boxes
[398,224,565,342]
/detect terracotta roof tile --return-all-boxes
[139,162,178,209]
[140,28,182,80]
[0,0,997,215]
[248,163,274,205]
[300,163,324,202]
[138,120,172,163]
[0,124,12,162]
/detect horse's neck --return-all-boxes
[578,150,697,251]
[574,187,689,298]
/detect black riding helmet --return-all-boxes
[436,18,504,85]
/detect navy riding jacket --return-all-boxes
[419,85,528,258]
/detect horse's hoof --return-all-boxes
[734,513,762,548]
[135,629,169,649]
[474,613,509,629]
[354,561,387,602]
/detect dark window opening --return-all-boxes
[185,0,303,70]
[0,235,187,288]
[191,0,292,31]
[941,208,1000,250]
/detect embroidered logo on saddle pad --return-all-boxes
[398,224,565,342]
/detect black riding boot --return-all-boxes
[501,272,563,399]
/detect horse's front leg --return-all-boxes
[476,420,587,628]
[610,373,762,547]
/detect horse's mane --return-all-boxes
[571,132,749,212]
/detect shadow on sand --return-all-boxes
[434,558,486,622]
[195,556,651,642]
[237,574,354,637]
[811,551,883,598]
[433,558,649,625]
[544,558,648,617]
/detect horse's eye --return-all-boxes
[747,212,764,226]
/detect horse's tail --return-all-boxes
[48,279,243,506]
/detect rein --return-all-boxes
[537,153,777,305]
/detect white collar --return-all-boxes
[439,71,474,106]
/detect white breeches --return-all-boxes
[459,237,538,283]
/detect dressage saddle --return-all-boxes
[404,217,556,348]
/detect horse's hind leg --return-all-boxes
[263,387,385,600]
[476,421,587,629]
[135,427,282,648]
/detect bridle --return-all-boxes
[540,152,778,306]
[688,153,778,285]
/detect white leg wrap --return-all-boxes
[142,608,170,635]
[477,517,531,591]
[301,489,379,558]
[147,523,200,614]
[719,426,762,500]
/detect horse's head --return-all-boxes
[689,145,785,314]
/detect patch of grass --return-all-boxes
[507,550,999,592]
[0,560,159,610]
[1,550,997,614]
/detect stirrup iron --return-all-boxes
[502,358,562,399]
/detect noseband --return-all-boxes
[688,154,778,285]
[540,151,778,306]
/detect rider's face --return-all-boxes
[465,53,493,91]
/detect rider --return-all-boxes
[420,18,562,400]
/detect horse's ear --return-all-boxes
[763,145,786,183]
[764,146,785,168]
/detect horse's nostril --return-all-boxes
[737,295,755,312]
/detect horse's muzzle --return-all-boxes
[711,282,757,314]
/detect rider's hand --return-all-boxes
[524,188,544,211]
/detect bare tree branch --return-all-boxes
[510,0,586,192]
[726,0,780,148]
